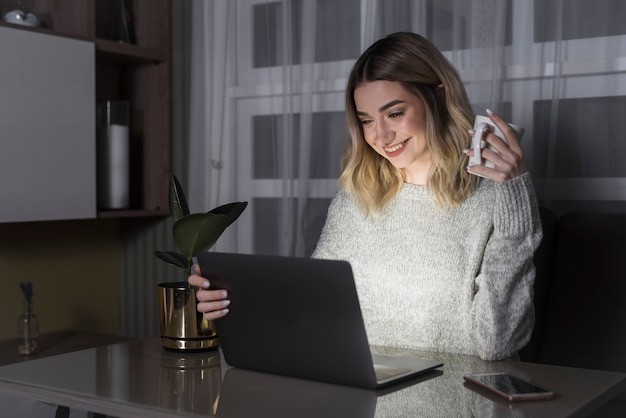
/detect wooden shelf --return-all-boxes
[95,38,167,64]
[97,209,169,219]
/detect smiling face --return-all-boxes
[354,80,432,185]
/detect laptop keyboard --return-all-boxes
[374,363,411,381]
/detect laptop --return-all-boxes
[196,252,443,389]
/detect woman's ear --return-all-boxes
[436,83,446,102]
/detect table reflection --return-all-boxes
[0,338,622,418]
[159,349,222,416]
[216,367,377,418]
[93,341,223,415]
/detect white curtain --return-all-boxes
[172,0,626,257]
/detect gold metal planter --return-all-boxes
[158,281,219,351]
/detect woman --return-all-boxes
[189,32,542,361]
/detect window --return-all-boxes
[231,0,626,254]
[535,0,626,42]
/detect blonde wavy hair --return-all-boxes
[339,32,480,217]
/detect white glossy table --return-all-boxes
[0,337,624,417]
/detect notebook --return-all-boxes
[196,252,443,389]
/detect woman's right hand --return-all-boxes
[188,264,231,321]
[465,109,526,183]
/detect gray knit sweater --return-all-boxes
[312,173,542,361]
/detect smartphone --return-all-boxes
[463,372,555,402]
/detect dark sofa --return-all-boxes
[520,208,626,416]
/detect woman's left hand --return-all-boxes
[465,109,526,183]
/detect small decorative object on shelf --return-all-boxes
[17,282,39,355]
[113,0,134,43]
[97,100,130,210]
[2,1,40,27]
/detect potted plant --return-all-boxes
[155,174,247,351]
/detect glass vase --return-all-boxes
[17,300,39,355]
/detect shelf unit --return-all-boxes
[0,0,171,219]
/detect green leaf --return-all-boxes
[209,201,249,226]
[173,213,230,257]
[156,174,248,274]
[154,251,188,269]
[169,174,190,221]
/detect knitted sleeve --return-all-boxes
[469,173,543,360]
